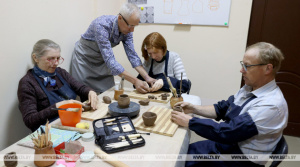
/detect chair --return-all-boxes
[270,136,288,167]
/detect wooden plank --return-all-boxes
[81,102,109,121]
[127,90,172,104]
[133,106,179,137]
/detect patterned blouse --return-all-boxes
[81,15,142,75]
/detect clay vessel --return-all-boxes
[114,89,124,100]
[4,152,18,167]
[170,96,184,108]
[142,112,157,126]
[161,94,168,100]
[173,105,183,112]
[34,141,56,167]
[118,94,130,108]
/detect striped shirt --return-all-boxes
[142,51,188,80]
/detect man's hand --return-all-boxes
[135,80,150,93]
[150,79,163,92]
[174,102,195,114]
[171,111,192,127]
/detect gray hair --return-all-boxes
[119,3,141,20]
[247,42,284,75]
[31,39,61,64]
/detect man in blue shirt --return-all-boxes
[171,42,288,167]
[71,3,156,93]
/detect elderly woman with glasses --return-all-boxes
[70,3,156,94]
[18,39,98,132]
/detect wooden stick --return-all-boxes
[51,124,91,134]
[179,72,182,97]
[94,148,129,167]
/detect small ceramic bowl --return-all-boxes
[142,112,157,126]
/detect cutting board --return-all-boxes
[127,90,172,103]
[134,106,178,137]
[81,102,109,121]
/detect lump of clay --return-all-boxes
[139,99,150,106]
[103,96,112,104]
[83,104,92,111]
[148,95,155,99]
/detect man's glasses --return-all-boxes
[47,57,64,65]
[119,13,137,28]
[240,61,267,71]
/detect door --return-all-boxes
[245,0,300,136]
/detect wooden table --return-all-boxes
[0,87,199,167]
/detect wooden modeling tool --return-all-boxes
[51,108,80,112]
[179,72,183,97]
[94,148,129,167]
[31,120,51,148]
[163,73,178,97]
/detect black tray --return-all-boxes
[93,116,145,153]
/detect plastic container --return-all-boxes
[54,142,84,162]
[58,103,82,127]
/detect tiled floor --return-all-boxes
[190,132,300,167]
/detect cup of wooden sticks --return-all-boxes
[31,121,56,167]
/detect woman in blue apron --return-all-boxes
[18,39,98,132]
[137,32,191,93]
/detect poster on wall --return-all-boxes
[128,0,232,26]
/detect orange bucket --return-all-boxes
[58,103,82,127]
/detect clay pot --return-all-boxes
[173,105,183,112]
[170,96,184,109]
[118,94,130,108]
[114,89,124,100]
[142,112,157,126]
[34,141,56,167]
[161,94,167,100]
[4,152,18,167]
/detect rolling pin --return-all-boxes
[51,124,91,134]
[94,148,129,167]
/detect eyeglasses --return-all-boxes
[119,13,137,28]
[240,61,267,71]
[47,57,64,65]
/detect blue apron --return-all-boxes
[186,96,264,167]
[32,70,77,123]
[148,50,169,79]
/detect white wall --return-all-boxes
[114,0,252,100]
[0,0,121,150]
[0,0,252,150]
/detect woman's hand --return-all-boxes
[88,91,99,110]
[174,102,195,114]
[145,77,157,87]
[55,100,84,108]
[150,79,163,92]
[171,111,192,127]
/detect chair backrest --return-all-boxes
[270,136,288,167]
